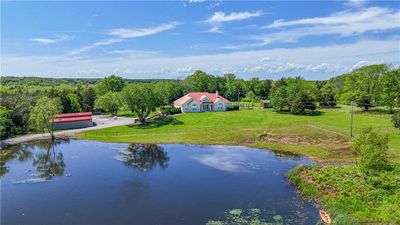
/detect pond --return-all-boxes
[1,140,319,225]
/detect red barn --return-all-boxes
[52,112,93,130]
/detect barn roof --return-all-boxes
[52,112,93,123]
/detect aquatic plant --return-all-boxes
[206,208,285,225]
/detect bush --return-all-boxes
[352,127,389,173]
[227,105,239,111]
[392,113,400,129]
[159,105,181,115]
[290,93,316,114]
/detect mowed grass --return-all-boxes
[78,108,400,162]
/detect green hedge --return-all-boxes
[227,105,240,111]
[160,105,181,115]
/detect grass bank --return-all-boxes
[287,164,400,224]
[77,108,399,162]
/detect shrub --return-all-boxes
[290,93,316,114]
[392,113,400,129]
[159,105,181,115]
[227,105,239,111]
[352,127,389,173]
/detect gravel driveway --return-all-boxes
[2,116,135,146]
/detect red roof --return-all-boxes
[55,112,92,118]
[174,92,230,105]
[52,112,93,123]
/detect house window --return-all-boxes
[192,104,197,111]
[217,102,223,110]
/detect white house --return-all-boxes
[173,92,230,113]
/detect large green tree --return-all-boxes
[66,93,82,112]
[94,92,122,116]
[221,74,244,101]
[154,81,183,104]
[29,97,63,139]
[183,70,217,93]
[341,64,389,111]
[121,84,161,122]
[379,68,400,112]
[270,86,289,111]
[79,86,97,112]
[245,77,269,100]
[0,106,11,138]
[270,78,317,114]
[96,75,126,95]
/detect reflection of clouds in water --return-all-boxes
[192,150,259,173]
[13,177,50,184]
[110,146,128,151]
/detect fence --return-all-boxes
[230,102,253,109]
[323,108,394,118]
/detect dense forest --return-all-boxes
[1,64,399,138]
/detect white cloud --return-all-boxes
[67,22,180,55]
[188,0,205,3]
[346,0,367,7]
[109,22,180,39]
[350,60,383,71]
[260,7,400,45]
[31,34,73,44]
[260,57,272,62]
[2,38,399,80]
[67,38,122,55]
[207,1,222,10]
[175,66,195,74]
[203,26,223,33]
[108,49,159,57]
[205,11,263,24]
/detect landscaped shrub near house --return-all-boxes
[392,113,400,129]
[160,105,181,115]
[227,105,239,111]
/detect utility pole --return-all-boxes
[350,101,354,137]
[237,90,240,102]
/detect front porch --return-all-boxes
[200,103,214,111]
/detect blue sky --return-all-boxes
[1,0,399,80]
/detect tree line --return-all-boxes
[1,64,399,138]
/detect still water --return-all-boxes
[1,140,318,225]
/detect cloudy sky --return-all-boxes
[1,0,399,80]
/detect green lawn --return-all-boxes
[78,108,399,162]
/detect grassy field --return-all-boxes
[77,108,400,162]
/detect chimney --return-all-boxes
[216,90,219,97]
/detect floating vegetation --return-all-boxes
[206,208,287,225]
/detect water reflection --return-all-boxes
[0,140,66,180]
[31,141,66,179]
[192,149,259,173]
[114,144,169,172]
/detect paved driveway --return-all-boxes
[2,116,134,146]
